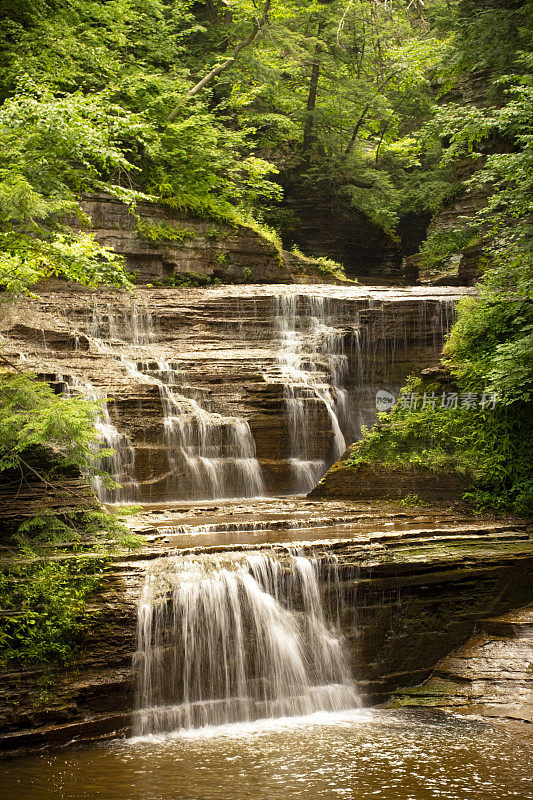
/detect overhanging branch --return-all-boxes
[167,0,271,121]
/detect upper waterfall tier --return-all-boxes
[2,284,470,501]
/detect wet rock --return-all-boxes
[0,502,531,754]
[6,325,90,351]
[1,285,469,501]
[391,606,533,724]
[309,458,470,504]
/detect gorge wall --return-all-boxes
[77,196,348,286]
[0,285,466,503]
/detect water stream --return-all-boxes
[60,286,458,502]
[4,286,531,799]
[63,375,140,503]
[273,294,354,492]
[3,711,531,800]
[74,299,265,501]
[134,551,358,735]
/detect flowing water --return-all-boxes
[273,294,355,492]
[73,299,265,501]
[63,375,140,503]
[134,551,358,735]
[3,710,531,800]
[5,286,530,798]
[54,285,460,502]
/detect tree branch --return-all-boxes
[167,0,271,121]
[343,69,400,157]
[0,353,25,373]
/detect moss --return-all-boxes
[418,227,481,272]
[289,245,353,283]
[155,272,218,287]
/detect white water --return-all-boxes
[80,301,264,501]
[130,357,264,500]
[63,288,458,502]
[134,552,359,735]
[272,294,357,493]
[63,375,140,503]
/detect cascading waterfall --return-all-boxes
[133,551,359,735]
[273,294,356,493]
[135,358,264,500]
[59,288,460,502]
[63,375,140,503]
[78,302,264,501]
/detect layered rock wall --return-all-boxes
[1,507,531,755]
[77,196,340,285]
[393,605,533,723]
[0,285,468,500]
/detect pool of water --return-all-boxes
[3,710,531,800]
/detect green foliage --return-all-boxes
[0,86,153,291]
[289,245,349,282]
[453,0,532,81]
[162,272,221,287]
[312,257,350,282]
[136,219,195,245]
[0,371,144,667]
[111,503,143,517]
[0,556,104,665]
[418,227,480,272]
[347,3,533,516]
[0,0,476,261]
[399,494,430,509]
[0,510,142,666]
[350,377,533,515]
[0,372,103,474]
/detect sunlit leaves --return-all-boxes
[0,372,101,473]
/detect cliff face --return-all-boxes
[78,196,289,285]
[308,455,471,505]
[393,605,533,724]
[77,196,350,286]
[0,285,467,501]
[279,190,403,283]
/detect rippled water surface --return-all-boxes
[3,710,532,800]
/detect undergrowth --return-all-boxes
[348,377,533,515]
[289,245,351,282]
[0,510,142,667]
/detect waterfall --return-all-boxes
[63,376,140,503]
[77,301,264,501]
[135,358,264,500]
[273,294,356,493]
[58,287,460,501]
[133,551,359,735]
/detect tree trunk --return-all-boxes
[302,20,325,154]
[167,0,271,121]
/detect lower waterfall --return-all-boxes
[133,552,359,735]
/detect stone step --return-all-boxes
[480,610,533,639]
